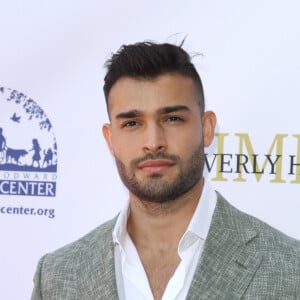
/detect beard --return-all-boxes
[114,142,205,203]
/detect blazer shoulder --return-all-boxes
[212,192,300,295]
[215,192,300,257]
[43,216,117,270]
[32,217,119,299]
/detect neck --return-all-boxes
[127,178,204,250]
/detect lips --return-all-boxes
[137,159,175,174]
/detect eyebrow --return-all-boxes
[156,105,191,115]
[115,105,191,120]
[115,109,143,119]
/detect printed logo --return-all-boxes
[0,87,57,196]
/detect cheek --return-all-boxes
[112,138,137,164]
[169,129,202,150]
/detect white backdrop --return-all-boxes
[0,1,299,299]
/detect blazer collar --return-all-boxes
[187,192,263,299]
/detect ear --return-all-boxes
[202,111,217,147]
[102,123,114,156]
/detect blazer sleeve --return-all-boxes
[31,255,47,300]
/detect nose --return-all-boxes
[142,122,167,154]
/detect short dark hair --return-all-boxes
[103,41,205,114]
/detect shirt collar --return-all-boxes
[112,200,129,246]
[178,179,217,251]
[186,179,217,240]
[112,179,217,248]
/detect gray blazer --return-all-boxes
[31,193,300,299]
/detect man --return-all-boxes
[0,127,6,163]
[0,127,6,151]
[32,42,300,299]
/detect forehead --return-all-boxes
[107,73,200,116]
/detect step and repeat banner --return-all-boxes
[1,1,299,299]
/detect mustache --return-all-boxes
[131,152,180,166]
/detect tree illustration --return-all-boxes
[4,88,52,131]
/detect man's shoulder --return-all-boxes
[207,192,300,295]
[43,216,117,268]
[189,191,300,298]
[215,192,300,256]
[32,217,119,299]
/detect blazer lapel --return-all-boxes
[187,193,263,300]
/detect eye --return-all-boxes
[166,116,184,122]
[122,120,139,128]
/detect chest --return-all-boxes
[140,250,180,300]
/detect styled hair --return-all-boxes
[103,41,205,114]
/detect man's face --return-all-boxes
[103,73,216,203]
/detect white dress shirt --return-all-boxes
[112,180,217,300]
